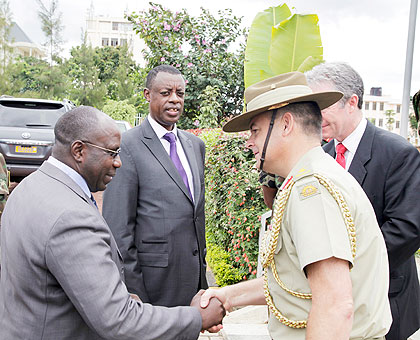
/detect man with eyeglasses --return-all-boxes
[0,105,225,339]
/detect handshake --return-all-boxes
[190,288,230,333]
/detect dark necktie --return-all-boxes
[91,194,98,209]
[163,132,192,199]
[336,143,347,169]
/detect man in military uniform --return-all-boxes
[201,72,391,339]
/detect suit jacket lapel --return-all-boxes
[140,119,193,204]
[178,131,200,205]
[39,162,97,210]
[348,121,374,186]
[323,140,336,158]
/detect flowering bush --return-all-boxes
[192,128,268,284]
[127,2,246,128]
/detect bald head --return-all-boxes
[52,106,122,191]
[54,106,113,146]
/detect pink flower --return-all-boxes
[163,22,171,30]
[176,63,181,68]
[193,120,200,126]
[187,62,193,68]
[160,57,166,62]
[164,36,169,41]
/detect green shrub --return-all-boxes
[206,240,242,286]
[191,128,268,284]
[102,99,137,126]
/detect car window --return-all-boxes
[0,101,66,128]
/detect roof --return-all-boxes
[8,22,33,44]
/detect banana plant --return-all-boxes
[244,3,323,89]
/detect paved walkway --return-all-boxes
[201,256,420,340]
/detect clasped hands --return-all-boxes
[190,288,231,333]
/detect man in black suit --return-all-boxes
[305,62,420,340]
[103,65,208,307]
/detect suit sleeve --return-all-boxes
[381,143,420,270]
[102,140,149,301]
[45,209,202,340]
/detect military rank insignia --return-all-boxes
[297,181,320,200]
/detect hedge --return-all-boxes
[189,128,268,286]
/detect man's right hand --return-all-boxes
[190,290,225,331]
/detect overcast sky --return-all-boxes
[9,0,420,100]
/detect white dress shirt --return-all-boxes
[334,118,367,170]
[147,115,195,201]
[47,156,92,199]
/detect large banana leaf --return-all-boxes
[270,14,323,74]
[244,4,291,88]
[244,4,323,89]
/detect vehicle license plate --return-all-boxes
[15,145,37,154]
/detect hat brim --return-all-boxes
[223,91,343,132]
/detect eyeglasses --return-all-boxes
[81,140,121,159]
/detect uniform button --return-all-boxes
[193,249,199,256]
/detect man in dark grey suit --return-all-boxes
[0,106,224,339]
[306,62,420,340]
[103,65,208,307]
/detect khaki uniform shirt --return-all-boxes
[266,147,391,340]
[0,154,8,222]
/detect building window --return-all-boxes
[102,38,109,46]
[121,23,132,32]
[111,38,118,46]
[379,118,383,127]
[372,102,377,110]
[112,22,119,30]
[100,21,110,31]
[396,120,400,129]
[380,102,384,111]
[396,105,401,113]
[365,102,370,110]
[120,39,127,46]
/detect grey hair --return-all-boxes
[305,62,364,109]
[54,106,102,145]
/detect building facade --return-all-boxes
[8,22,45,60]
[364,88,418,145]
[85,15,144,65]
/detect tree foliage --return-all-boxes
[127,2,246,128]
[36,0,64,65]
[384,109,395,131]
[194,85,221,128]
[0,0,13,74]
[102,99,137,126]
[64,43,107,107]
[8,56,68,99]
